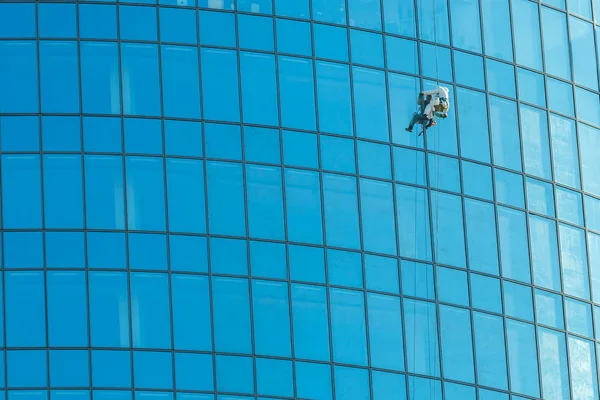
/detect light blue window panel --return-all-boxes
[358,141,391,179]
[382,0,415,36]
[282,131,318,169]
[487,59,515,98]
[348,0,381,30]
[577,88,600,126]
[289,245,325,284]
[250,241,286,280]
[201,48,240,123]
[465,199,499,275]
[323,173,361,250]
[431,192,466,268]
[507,322,541,398]
[199,11,235,47]
[526,178,555,217]
[125,157,166,231]
[404,299,440,377]
[504,281,533,321]
[49,351,88,387]
[124,118,161,154]
[130,273,171,349]
[238,14,274,51]
[216,355,254,394]
[276,19,311,56]
[327,249,363,289]
[454,51,484,90]
[279,56,316,131]
[535,289,564,329]
[520,105,552,180]
[401,261,435,300]
[457,88,490,163]
[570,17,598,90]
[569,0,593,20]
[373,371,407,400]
[474,312,508,390]
[428,154,459,193]
[579,123,600,196]
[449,0,481,52]
[360,179,397,255]
[353,67,389,142]
[529,215,561,292]
[541,7,571,81]
[479,390,508,400]
[166,159,206,234]
[40,41,80,113]
[246,165,285,240]
[42,116,80,152]
[470,274,502,313]
[481,0,513,61]
[205,123,241,160]
[275,0,309,17]
[367,293,404,371]
[556,186,584,226]
[39,4,76,38]
[538,328,571,400]
[211,238,247,275]
[89,272,130,348]
[386,37,417,74]
[498,207,531,283]
[388,73,422,148]
[296,362,332,400]
[2,155,42,229]
[6,272,46,347]
[511,0,543,71]
[4,232,41,269]
[171,275,211,351]
[350,30,384,68]
[169,235,208,273]
[549,114,580,189]
[133,351,173,389]
[396,185,432,262]
[44,155,84,229]
[409,377,442,400]
[394,147,426,186]
[46,232,85,269]
[365,254,399,294]
[119,6,157,41]
[417,0,450,45]
[489,97,522,171]
[312,0,346,24]
[0,41,39,113]
[316,61,353,136]
[313,24,348,62]
[212,277,252,354]
[445,382,475,400]
[547,77,574,116]
[256,358,293,398]
[334,366,370,400]
[240,52,278,126]
[8,351,47,387]
[518,68,546,107]
[291,284,330,361]
[559,224,590,300]
[175,353,213,391]
[439,306,475,383]
[495,168,525,209]
[238,0,272,12]
[586,195,600,232]
[330,289,368,366]
[161,45,200,119]
[566,297,594,338]
[1,116,38,151]
[91,350,131,387]
[568,336,599,400]
[462,161,493,201]
[590,233,600,303]
[421,43,453,83]
[285,169,323,245]
[207,161,246,236]
[252,280,291,357]
[47,271,88,346]
[437,267,469,307]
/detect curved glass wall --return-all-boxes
[1,0,600,399]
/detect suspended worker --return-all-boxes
[405,86,450,133]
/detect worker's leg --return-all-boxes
[405,112,422,132]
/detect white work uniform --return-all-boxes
[422,87,450,119]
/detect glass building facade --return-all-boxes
[2,0,600,399]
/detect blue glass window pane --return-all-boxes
[42,116,81,152]
[285,169,323,245]
[445,383,475,400]
[498,207,531,283]
[473,312,508,390]
[321,135,355,173]
[566,297,594,337]
[210,238,247,275]
[394,147,426,186]
[276,19,311,56]
[4,232,41,269]
[213,277,252,354]
[507,320,540,397]
[84,156,125,229]
[402,261,434,299]
[586,195,600,231]
[548,77,574,116]
[40,42,79,113]
[1,116,38,151]
[240,52,278,126]
[79,4,116,39]
[0,41,38,113]
[207,161,246,236]
[328,249,363,288]
[160,7,196,44]
[39,4,76,38]
[481,0,513,61]
[316,61,353,136]
[428,154,459,193]
[396,185,432,262]
[365,255,399,294]
[133,351,173,389]
[388,74,419,148]
[404,299,440,376]
[580,123,600,196]
[367,293,404,371]
[511,0,543,70]
[470,273,502,313]
[119,5,157,41]
[421,44,453,83]
[495,168,525,208]
[417,0,450,45]
[518,68,546,107]
[83,117,121,153]
[216,356,254,394]
[437,268,469,307]
[588,233,600,302]
[7,351,46,387]
[409,377,442,400]
[489,97,522,171]
[46,229,85,268]
[454,51,484,90]
[81,42,120,114]
[126,157,166,231]
[462,161,493,201]
[256,358,293,397]
[166,159,206,234]
[570,0,593,20]
[557,186,584,226]
[247,165,284,240]
[253,280,291,357]
[129,233,167,271]
[360,179,396,255]
[560,224,590,300]
[348,0,381,29]
[312,0,345,24]
[175,353,213,391]
[335,367,370,400]
[201,48,240,123]
[296,362,332,400]
[244,126,280,164]
[204,123,240,160]
[520,105,552,179]
[576,88,600,126]
[169,235,207,273]
[124,118,162,154]
[289,245,325,284]
[457,88,490,163]
[570,17,598,90]
[2,155,42,229]
[372,372,406,399]
[432,192,466,268]
[282,131,318,168]
[291,284,330,361]
[275,0,309,17]
[89,272,130,348]
[487,60,516,98]
[313,23,348,61]
[250,241,286,280]
[199,11,235,47]
[161,45,201,119]
[47,272,88,346]
[538,328,571,400]
[350,30,383,68]
[121,44,160,116]
[6,272,45,347]
[568,336,599,400]
[439,306,475,383]
[49,351,89,387]
[535,289,564,329]
[504,281,533,321]
[529,215,561,292]
[541,7,571,81]
[91,351,131,387]
[353,67,389,141]
[386,37,417,74]
[131,273,171,348]
[383,0,415,36]
[172,275,211,351]
[449,0,481,52]
[238,15,273,51]
[43,155,84,229]
[330,289,367,366]
[279,56,316,131]
[323,174,361,249]
[550,114,580,189]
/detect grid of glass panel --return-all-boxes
[2,0,600,399]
